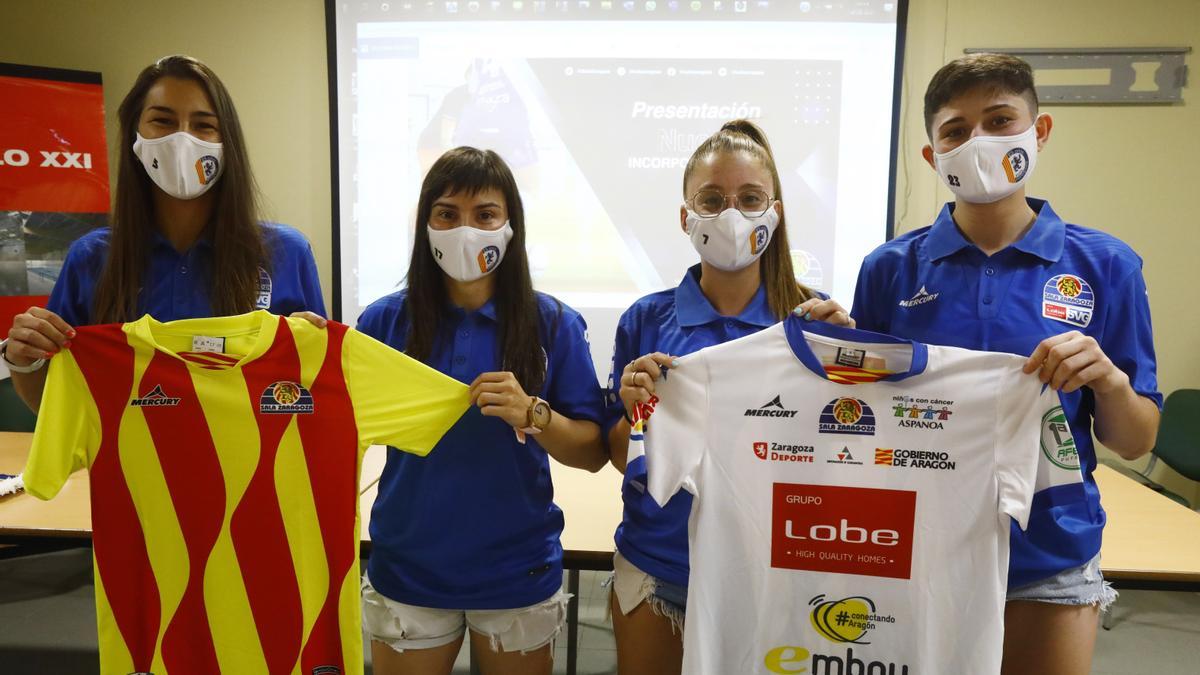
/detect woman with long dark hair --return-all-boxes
[3,55,325,408]
[357,146,607,675]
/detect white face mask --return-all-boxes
[684,206,779,272]
[933,122,1040,204]
[427,222,514,282]
[132,131,224,200]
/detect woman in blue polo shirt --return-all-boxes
[606,120,852,675]
[357,146,607,675]
[3,55,325,409]
[852,54,1160,675]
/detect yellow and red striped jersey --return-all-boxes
[24,311,469,675]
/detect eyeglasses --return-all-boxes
[687,189,775,218]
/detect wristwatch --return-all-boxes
[0,338,47,374]
[521,396,553,434]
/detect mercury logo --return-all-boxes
[745,395,799,418]
[897,285,938,308]
[130,384,181,407]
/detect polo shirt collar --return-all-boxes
[449,297,499,322]
[925,198,1065,263]
[1010,199,1065,263]
[151,227,215,255]
[674,264,775,328]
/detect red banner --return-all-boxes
[0,63,109,340]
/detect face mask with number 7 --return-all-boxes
[684,206,780,272]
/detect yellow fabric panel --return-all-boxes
[274,417,330,664]
[283,315,330,388]
[120,344,187,668]
[22,348,100,499]
[193,368,269,674]
[343,329,470,455]
[337,556,364,670]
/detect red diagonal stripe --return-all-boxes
[179,351,241,366]
[71,325,160,672]
[139,351,225,674]
[234,318,304,674]
[296,323,358,673]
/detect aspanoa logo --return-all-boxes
[763,645,909,674]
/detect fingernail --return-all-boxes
[44,351,54,359]
[63,340,72,348]
[67,329,77,338]
[804,312,813,320]
[671,359,680,367]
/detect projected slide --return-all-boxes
[332,2,902,372]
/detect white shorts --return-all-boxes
[608,550,686,634]
[361,573,570,654]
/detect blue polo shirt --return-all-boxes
[851,198,1160,587]
[606,265,815,587]
[46,222,326,324]
[358,290,605,609]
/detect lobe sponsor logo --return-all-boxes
[772,483,915,580]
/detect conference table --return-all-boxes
[4,432,1200,672]
[0,435,620,674]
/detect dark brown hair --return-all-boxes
[93,55,267,323]
[405,147,547,393]
[682,119,816,319]
[923,53,1039,137]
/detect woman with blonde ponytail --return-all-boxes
[602,120,853,674]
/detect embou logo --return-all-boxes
[771,483,915,580]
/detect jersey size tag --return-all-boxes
[191,336,226,354]
[835,347,866,368]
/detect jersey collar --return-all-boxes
[675,264,775,328]
[128,309,280,373]
[925,197,1065,263]
[783,314,928,383]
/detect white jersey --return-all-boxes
[633,316,1078,675]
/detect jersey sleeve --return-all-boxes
[23,349,100,499]
[1101,266,1161,408]
[343,329,470,455]
[643,351,710,506]
[993,365,1062,530]
[544,310,604,425]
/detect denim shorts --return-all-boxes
[362,572,569,654]
[1007,553,1118,610]
[608,551,688,633]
